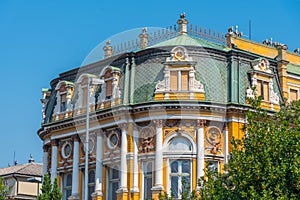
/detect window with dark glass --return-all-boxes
[88,170,95,200]
[104,70,113,99]
[63,174,72,200]
[207,161,219,172]
[60,93,67,112]
[108,167,119,200]
[143,162,153,200]
[170,160,191,199]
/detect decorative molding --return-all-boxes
[154,46,204,99]
[51,139,58,146]
[138,127,155,153]
[153,119,163,128]
[196,119,206,128]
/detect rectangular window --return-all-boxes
[108,168,119,200]
[88,170,95,200]
[181,71,189,91]
[143,162,153,200]
[63,174,72,200]
[263,82,269,101]
[256,80,262,97]
[290,89,298,102]
[83,88,87,106]
[106,80,113,99]
[256,80,269,101]
[170,160,191,199]
[61,94,67,112]
[207,160,219,173]
[170,71,178,91]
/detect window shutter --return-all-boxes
[290,89,298,102]
[181,71,189,91]
[82,88,87,106]
[263,82,269,100]
[256,80,262,97]
[106,80,113,98]
[61,94,66,103]
[170,71,178,91]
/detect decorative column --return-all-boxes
[152,120,164,198]
[68,135,80,200]
[117,124,128,199]
[131,127,139,199]
[42,145,49,177]
[224,124,229,164]
[196,120,205,190]
[92,131,103,200]
[50,140,58,183]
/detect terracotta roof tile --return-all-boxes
[0,163,42,177]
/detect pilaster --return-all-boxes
[195,120,205,190]
[152,119,164,196]
[69,135,80,200]
[50,140,58,183]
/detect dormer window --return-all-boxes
[97,66,121,108]
[256,80,269,101]
[154,46,205,100]
[53,81,74,121]
[60,94,67,112]
[170,70,189,91]
[104,69,113,99]
[247,58,280,109]
[74,74,99,114]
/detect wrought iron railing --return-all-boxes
[111,24,226,56]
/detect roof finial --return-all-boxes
[139,28,149,49]
[177,13,188,35]
[103,40,113,58]
[28,154,35,163]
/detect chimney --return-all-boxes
[103,40,113,58]
[177,13,188,35]
[139,28,149,49]
[28,154,34,163]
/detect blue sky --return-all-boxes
[0,0,299,167]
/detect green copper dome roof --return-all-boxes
[151,34,230,51]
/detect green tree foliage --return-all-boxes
[199,98,300,200]
[0,178,10,200]
[38,174,62,200]
[160,99,300,200]
[51,178,62,200]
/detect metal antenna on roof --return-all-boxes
[13,151,16,166]
[249,20,252,40]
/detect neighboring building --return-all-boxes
[38,14,300,200]
[0,156,42,199]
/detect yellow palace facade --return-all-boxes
[38,14,300,200]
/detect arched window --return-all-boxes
[53,81,74,120]
[168,137,192,151]
[165,136,194,199]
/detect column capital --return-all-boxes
[119,123,128,131]
[223,123,228,131]
[196,120,206,128]
[71,134,80,142]
[43,144,50,152]
[96,130,104,137]
[153,119,163,128]
[51,139,58,147]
